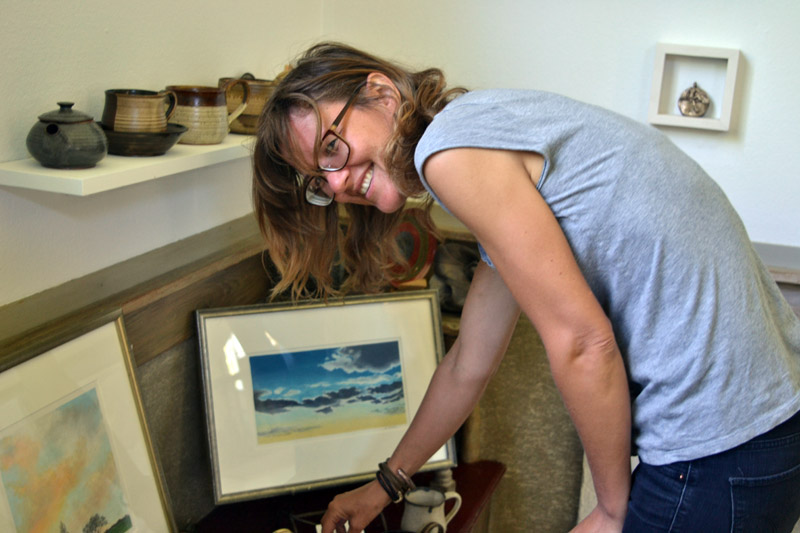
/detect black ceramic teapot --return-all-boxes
[26,102,108,169]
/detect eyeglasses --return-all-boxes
[304,81,367,207]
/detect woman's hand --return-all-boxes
[320,480,390,533]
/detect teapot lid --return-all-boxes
[38,102,93,123]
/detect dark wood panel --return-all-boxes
[123,254,271,365]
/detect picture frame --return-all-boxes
[196,290,456,503]
[0,310,175,532]
[647,43,741,131]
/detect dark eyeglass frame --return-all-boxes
[303,80,368,207]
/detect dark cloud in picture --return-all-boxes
[253,380,404,415]
[253,394,302,414]
[321,343,400,374]
[381,390,404,403]
[369,381,402,395]
[301,386,360,408]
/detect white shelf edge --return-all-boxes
[0,134,255,196]
[648,114,729,131]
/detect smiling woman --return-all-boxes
[254,42,800,533]
[254,43,464,301]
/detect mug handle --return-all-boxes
[222,78,250,125]
[443,491,462,525]
[162,90,177,121]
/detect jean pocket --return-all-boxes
[729,462,800,532]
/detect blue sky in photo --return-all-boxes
[249,340,406,440]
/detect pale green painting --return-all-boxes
[0,388,131,533]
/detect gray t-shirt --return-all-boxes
[414,89,800,465]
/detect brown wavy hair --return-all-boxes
[253,42,466,300]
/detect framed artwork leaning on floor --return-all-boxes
[0,310,175,533]
[196,289,456,503]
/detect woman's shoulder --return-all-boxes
[446,88,563,107]
[419,89,581,149]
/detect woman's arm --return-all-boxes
[321,262,521,533]
[423,147,632,530]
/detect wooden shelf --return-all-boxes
[0,134,254,196]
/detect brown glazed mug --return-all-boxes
[219,73,276,134]
[102,89,177,133]
[166,81,250,144]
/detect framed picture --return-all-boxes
[0,311,175,532]
[196,290,456,503]
[647,43,741,131]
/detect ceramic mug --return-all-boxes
[166,80,250,144]
[401,487,461,533]
[219,73,276,134]
[102,89,177,133]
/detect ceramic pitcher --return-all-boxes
[401,487,461,533]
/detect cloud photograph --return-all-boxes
[250,340,406,444]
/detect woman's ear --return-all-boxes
[366,72,401,113]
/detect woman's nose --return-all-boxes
[323,168,350,194]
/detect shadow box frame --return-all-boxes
[647,42,741,131]
[0,310,176,532]
[196,289,456,504]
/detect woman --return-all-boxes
[253,42,800,532]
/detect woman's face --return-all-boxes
[288,83,407,213]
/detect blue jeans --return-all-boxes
[623,409,800,532]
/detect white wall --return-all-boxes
[2,0,799,307]
[0,0,322,307]
[320,0,800,246]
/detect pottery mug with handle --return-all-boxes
[102,89,177,133]
[219,73,276,134]
[166,80,250,144]
[401,487,461,533]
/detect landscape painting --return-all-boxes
[250,340,407,445]
[0,387,131,533]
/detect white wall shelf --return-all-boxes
[648,43,740,131]
[0,135,254,196]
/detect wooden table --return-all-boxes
[191,460,505,533]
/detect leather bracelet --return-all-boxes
[378,461,407,494]
[396,467,416,491]
[376,469,403,503]
[378,459,416,503]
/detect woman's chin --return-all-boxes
[376,195,408,213]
